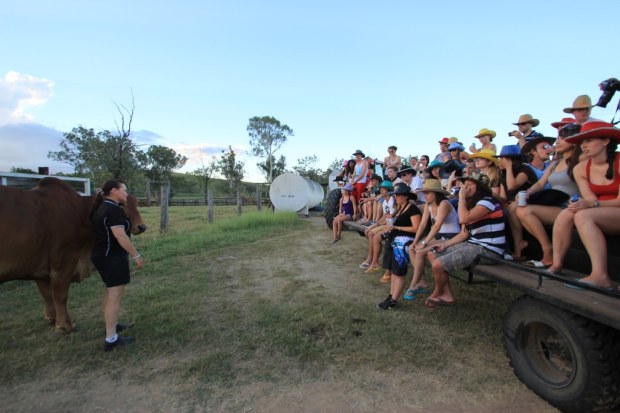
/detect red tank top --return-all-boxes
[586,152,620,201]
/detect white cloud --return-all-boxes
[0,71,54,125]
[0,123,72,174]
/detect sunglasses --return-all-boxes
[515,122,529,126]
[573,108,590,112]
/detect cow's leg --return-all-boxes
[50,272,75,333]
[35,279,56,326]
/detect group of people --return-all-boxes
[331,94,620,310]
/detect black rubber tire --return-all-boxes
[503,295,620,413]
[324,188,342,229]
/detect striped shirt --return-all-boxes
[466,197,505,255]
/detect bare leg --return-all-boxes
[390,275,406,299]
[103,285,126,339]
[428,252,454,303]
[573,208,620,287]
[517,205,561,265]
[508,203,527,258]
[548,209,576,273]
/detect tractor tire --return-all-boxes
[324,188,341,230]
[502,295,620,413]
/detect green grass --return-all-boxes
[0,207,548,412]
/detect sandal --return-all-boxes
[403,290,417,301]
[380,273,391,283]
[365,266,382,273]
[359,261,370,269]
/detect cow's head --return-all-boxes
[123,194,147,234]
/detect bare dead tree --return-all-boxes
[111,91,136,179]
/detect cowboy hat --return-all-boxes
[457,171,492,192]
[497,144,523,158]
[370,173,383,182]
[475,128,496,140]
[352,149,365,157]
[564,121,620,144]
[563,95,593,114]
[438,137,450,144]
[513,114,540,127]
[551,117,575,129]
[447,142,465,152]
[469,149,499,166]
[390,182,417,200]
[415,178,449,196]
[521,136,557,154]
[397,166,416,177]
[379,180,394,190]
[427,160,444,170]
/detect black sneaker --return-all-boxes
[103,335,135,352]
[376,295,397,310]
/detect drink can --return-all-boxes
[570,194,580,203]
[387,218,394,226]
[517,191,527,206]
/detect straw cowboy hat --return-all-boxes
[551,117,575,129]
[565,121,620,144]
[513,114,540,127]
[468,148,499,166]
[415,178,449,196]
[563,95,593,114]
[521,136,557,154]
[474,128,496,140]
[457,171,492,194]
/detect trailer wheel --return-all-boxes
[503,296,620,413]
[324,188,341,229]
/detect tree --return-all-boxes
[10,167,37,174]
[144,145,187,182]
[48,96,144,186]
[292,155,326,183]
[257,155,286,182]
[218,145,245,191]
[247,116,293,183]
[189,151,219,202]
[48,126,144,186]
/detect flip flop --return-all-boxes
[410,288,431,294]
[425,297,455,308]
[563,279,615,291]
[359,261,370,269]
[403,290,417,301]
[365,266,382,273]
[525,260,551,269]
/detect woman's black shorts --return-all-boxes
[92,255,130,288]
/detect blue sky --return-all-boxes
[1,1,620,182]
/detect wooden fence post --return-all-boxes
[256,186,262,211]
[237,189,242,215]
[207,190,214,223]
[145,178,151,207]
[160,181,169,233]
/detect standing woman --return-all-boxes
[91,180,144,351]
[352,149,369,202]
[376,183,422,309]
[548,122,620,289]
[331,183,357,244]
[384,146,402,172]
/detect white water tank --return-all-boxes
[269,173,324,213]
[327,169,343,192]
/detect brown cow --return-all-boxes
[0,177,146,333]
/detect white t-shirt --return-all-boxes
[381,196,396,215]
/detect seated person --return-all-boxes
[469,149,501,197]
[496,144,538,260]
[403,179,460,300]
[548,122,620,290]
[515,122,581,267]
[469,128,497,154]
[360,180,394,271]
[331,184,357,244]
[359,174,382,224]
[425,172,506,307]
[376,183,422,309]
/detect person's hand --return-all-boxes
[469,144,476,152]
[434,241,447,253]
[503,157,513,167]
[567,197,589,212]
[133,255,144,269]
[458,183,468,200]
[511,130,523,139]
